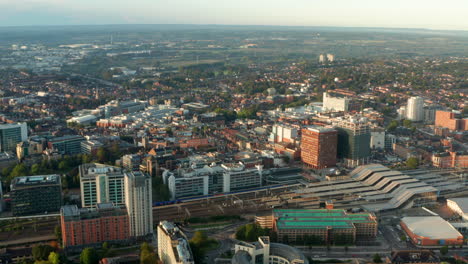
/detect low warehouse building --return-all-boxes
[400,216,463,247]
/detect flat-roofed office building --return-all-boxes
[10,175,62,216]
[301,126,337,169]
[79,163,125,208]
[0,123,27,152]
[48,135,85,155]
[334,117,371,167]
[61,203,130,249]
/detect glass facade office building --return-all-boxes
[10,175,62,216]
[0,123,27,152]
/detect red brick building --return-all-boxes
[96,119,128,128]
[61,203,130,248]
[432,151,468,168]
[435,111,467,131]
[179,138,210,148]
[274,143,301,160]
[301,126,337,169]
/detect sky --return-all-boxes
[0,0,467,30]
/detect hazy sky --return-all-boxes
[0,0,467,30]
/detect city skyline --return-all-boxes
[1,0,468,31]
[0,3,466,262]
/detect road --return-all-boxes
[301,248,391,258]
[378,225,411,250]
[196,221,247,264]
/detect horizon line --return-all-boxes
[0,23,467,33]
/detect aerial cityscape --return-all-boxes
[0,1,467,264]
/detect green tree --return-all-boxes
[191,231,208,246]
[237,106,258,119]
[140,242,153,252]
[82,154,92,164]
[440,245,448,256]
[406,157,419,169]
[58,161,69,171]
[152,175,171,202]
[213,107,237,122]
[54,225,62,243]
[9,163,29,178]
[140,242,157,264]
[386,120,399,131]
[189,231,218,263]
[96,148,108,163]
[373,253,382,263]
[48,252,60,264]
[32,245,54,261]
[140,250,157,264]
[402,119,412,128]
[80,248,99,264]
[30,164,41,175]
[236,225,247,240]
[245,224,256,241]
[235,224,267,242]
[101,241,116,259]
[190,231,209,264]
[1,165,13,177]
[110,143,121,161]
